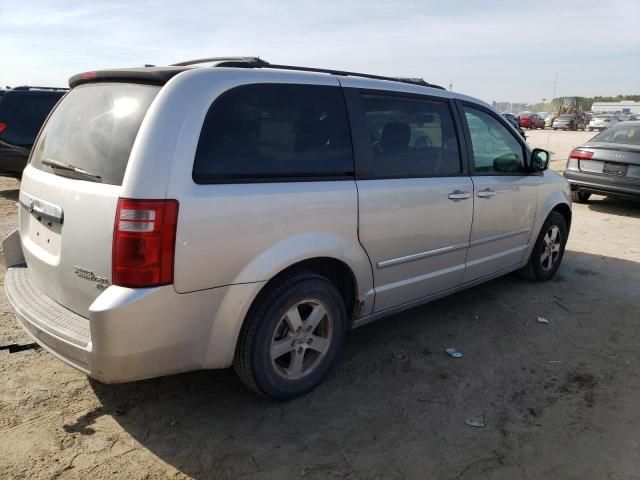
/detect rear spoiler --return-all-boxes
[69,67,192,88]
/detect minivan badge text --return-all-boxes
[73,266,110,289]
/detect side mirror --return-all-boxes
[530,148,550,172]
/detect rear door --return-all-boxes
[19,82,160,317]
[346,88,473,312]
[458,102,538,282]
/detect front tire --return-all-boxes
[518,211,568,282]
[234,271,347,400]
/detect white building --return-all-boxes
[591,101,640,114]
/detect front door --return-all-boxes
[459,104,538,282]
[346,88,474,312]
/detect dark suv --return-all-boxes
[0,86,67,177]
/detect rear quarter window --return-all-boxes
[193,84,354,182]
[30,83,160,185]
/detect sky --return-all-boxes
[1,0,639,103]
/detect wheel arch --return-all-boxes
[551,202,572,230]
[231,233,374,315]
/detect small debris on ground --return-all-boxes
[393,353,406,360]
[537,317,550,324]
[465,415,487,428]
[445,348,463,358]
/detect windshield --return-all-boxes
[591,124,640,146]
[30,83,160,185]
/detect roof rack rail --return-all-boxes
[252,63,445,90]
[170,56,269,67]
[170,56,445,90]
[13,86,69,91]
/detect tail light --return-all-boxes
[0,122,6,134]
[569,149,594,160]
[112,198,179,288]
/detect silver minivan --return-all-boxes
[3,58,571,399]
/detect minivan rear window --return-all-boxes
[31,83,160,185]
[193,84,354,182]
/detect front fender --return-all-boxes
[524,174,572,260]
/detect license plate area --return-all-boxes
[23,211,63,260]
[602,162,627,176]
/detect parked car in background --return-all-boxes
[564,121,640,202]
[588,114,620,131]
[501,113,526,139]
[619,113,638,122]
[0,86,67,177]
[2,58,571,399]
[536,112,549,122]
[552,114,586,131]
[519,113,545,130]
[544,114,556,128]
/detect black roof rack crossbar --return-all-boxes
[170,56,269,67]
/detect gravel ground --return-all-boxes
[1,130,639,479]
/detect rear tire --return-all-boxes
[233,270,347,400]
[518,211,568,282]
[571,191,591,203]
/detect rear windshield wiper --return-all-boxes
[41,158,102,182]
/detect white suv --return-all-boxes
[3,57,571,399]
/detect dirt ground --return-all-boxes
[1,130,639,479]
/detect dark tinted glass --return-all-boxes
[193,84,353,182]
[592,124,640,145]
[31,83,160,185]
[360,94,461,177]
[463,106,525,174]
[0,92,63,146]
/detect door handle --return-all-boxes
[448,190,471,200]
[477,188,497,198]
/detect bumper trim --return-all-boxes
[564,171,640,198]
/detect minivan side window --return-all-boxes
[360,94,461,178]
[463,106,526,174]
[193,84,354,182]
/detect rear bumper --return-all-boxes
[3,233,265,383]
[6,266,92,372]
[563,170,640,199]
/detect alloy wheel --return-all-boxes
[270,299,333,380]
[540,225,561,271]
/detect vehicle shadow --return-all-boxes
[0,188,19,202]
[587,196,640,218]
[88,250,640,479]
